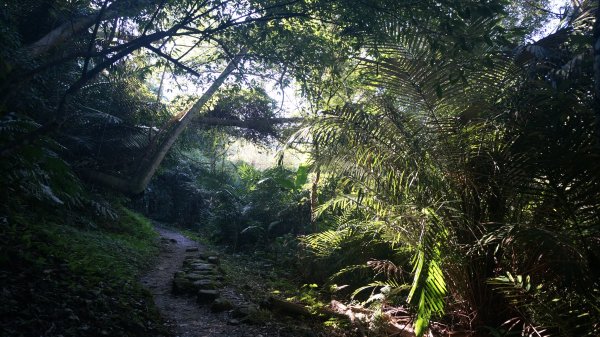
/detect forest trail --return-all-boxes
[140,226,209,337]
[140,226,293,337]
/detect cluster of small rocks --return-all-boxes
[171,248,261,324]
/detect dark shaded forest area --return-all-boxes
[1,0,599,336]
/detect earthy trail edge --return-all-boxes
[140,225,288,337]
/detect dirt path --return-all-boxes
[140,226,297,337]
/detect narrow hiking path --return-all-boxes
[140,226,311,337]
[140,226,210,337]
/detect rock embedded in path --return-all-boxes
[171,248,230,310]
[172,277,196,294]
[185,247,199,252]
[190,263,215,271]
[192,278,219,290]
[173,247,230,296]
[197,289,220,303]
[185,272,215,280]
[227,319,240,326]
[232,304,260,319]
[211,297,233,312]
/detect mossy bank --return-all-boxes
[0,206,168,337]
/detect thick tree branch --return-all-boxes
[192,116,303,130]
[82,0,110,76]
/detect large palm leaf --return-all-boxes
[303,6,600,335]
[300,23,521,333]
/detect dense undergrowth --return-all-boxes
[141,148,311,252]
[0,203,167,337]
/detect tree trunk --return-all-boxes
[156,65,167,103]
[27,10,117,57]
[132,48,247,193]
[25,0,153,57]
[83,48,247,194]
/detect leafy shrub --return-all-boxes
[206,163,310,251]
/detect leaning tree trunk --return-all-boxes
[84,47,247,194]
[25,0,152,57]
[27,15,102,57]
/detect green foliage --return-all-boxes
[60,65,170,173]
[488,273,536,308]
[407,210,447,336]
[300,218,413,297]
[147,145,311,252]
[0,114,83,208]
[488,272,600,337]
[297,3,600,336]
[0,108,164,335]
[206,163,311,250]
[30,208,158,281]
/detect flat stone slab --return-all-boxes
[172,277,195,295]
[185,272,216,280]
[197,289,220,303]
[192,279,217,290]
[190,263,215,271]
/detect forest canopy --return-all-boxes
[1,0,599,336]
